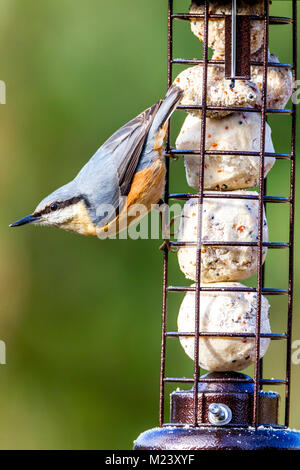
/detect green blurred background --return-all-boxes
[0,0,299,449]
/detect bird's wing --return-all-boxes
[101,100,162,197]
[75,101,161,229]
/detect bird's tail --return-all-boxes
[149,85,184,136]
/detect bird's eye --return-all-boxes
[50,203,59,211]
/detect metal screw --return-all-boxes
[208,403,232,426]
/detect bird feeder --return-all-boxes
[134,0,300,451]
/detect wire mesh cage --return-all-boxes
[134,0,300,450]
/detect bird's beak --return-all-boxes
[9,214,40,227]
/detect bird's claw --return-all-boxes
[159,240,169,251]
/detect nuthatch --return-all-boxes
[10,86,183,237]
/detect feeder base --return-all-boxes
[134,372,300,450]
[133,426,300,451]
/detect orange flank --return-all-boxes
[154,123,168,151]
[60,201,97,237]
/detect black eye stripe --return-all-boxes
[34,196,83,217]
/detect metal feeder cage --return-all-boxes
[134,0,300,451]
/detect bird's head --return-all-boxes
[10,182,97,236]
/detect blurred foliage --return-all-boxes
[0,0,299,449]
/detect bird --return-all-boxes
[10,85,183,238]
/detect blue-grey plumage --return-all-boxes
[10,85,183,237]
